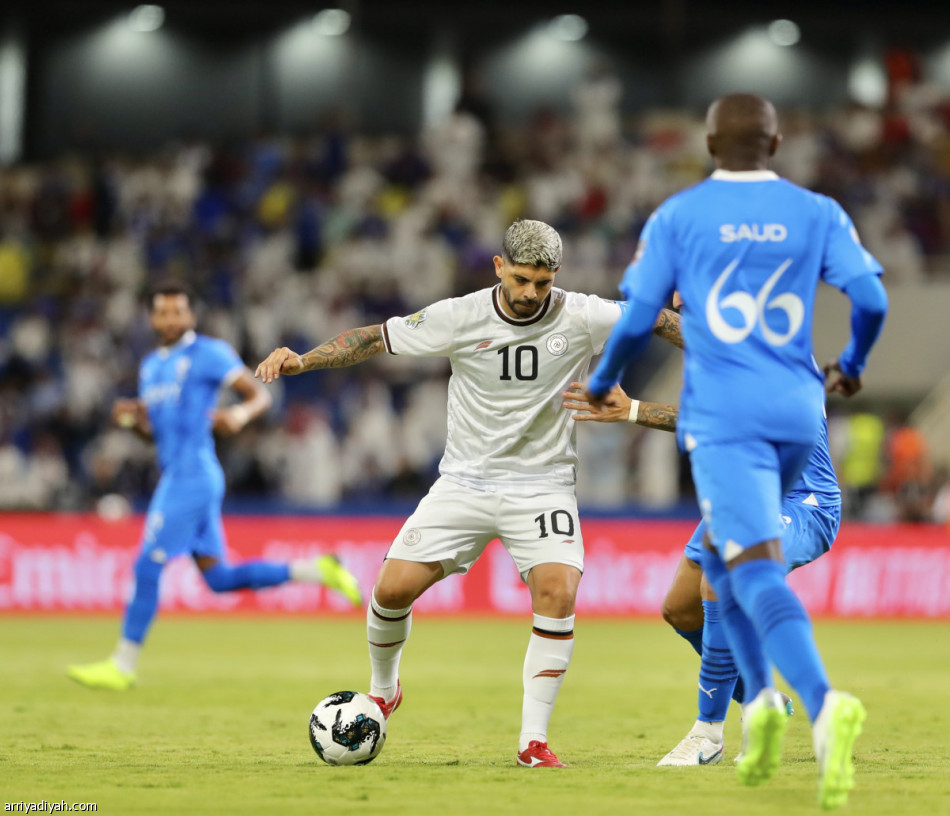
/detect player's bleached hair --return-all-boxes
[502,219,562,271]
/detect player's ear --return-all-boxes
[493,255,505,279]
[769,133,782,156]
[706,133,717,157]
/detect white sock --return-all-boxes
[367,589,412,700]
[290,559,323,583]
[520,613,575,752]
[690,719,724,743]
[112,638,141,674]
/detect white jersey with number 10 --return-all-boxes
[382,285,622,490]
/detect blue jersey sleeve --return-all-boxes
[820,198,884,289]
[619,208,678,306]
[587,299,661,396]
[197,338,244,386]
[589,208,676,397]
[838,274,888,377]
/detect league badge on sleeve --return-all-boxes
[404,309,428,329]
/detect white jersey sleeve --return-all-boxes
[382,299,456,358]
[586,297,625,353]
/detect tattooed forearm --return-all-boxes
[300,325,385,370]
[634,401,679,433]
[652,308,684,349]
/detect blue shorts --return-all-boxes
[140,471,226,563]
[684,498,841,573]
[688,438,814,560]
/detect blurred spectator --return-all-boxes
[258,403,343,507]
[571,61,623,163]
[0,231,30,302]
[880,415,934,522]
[830,412,886,520]
[931,467,950,525]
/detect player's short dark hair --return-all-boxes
[149,279,194,309]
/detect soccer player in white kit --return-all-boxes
[258,219,675,767]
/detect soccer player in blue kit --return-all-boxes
[584,94,887,808]
[68,282,362,691]
[656,412,840,768]
[563,296,841,767]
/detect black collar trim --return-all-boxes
[492,285,552,327]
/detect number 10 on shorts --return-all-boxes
[534,510,575,539]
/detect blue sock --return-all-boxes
[122,553,163,644]
[201,561,291,592]
[698,600,740,722]
[732,675,745,706]
[700,548,770,704]
[731,559,831,721]
[675,626,704,657]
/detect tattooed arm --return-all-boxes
[255,325,385,383]
[562,381,678,432]
[632,400,679,432]
[652,307,684,350]
[567,306,681,426]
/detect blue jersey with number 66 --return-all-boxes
[621,170,883,447]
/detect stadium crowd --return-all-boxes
[1,91,948,519]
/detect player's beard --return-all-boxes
[158,325,188,346]
[502,288,541,317]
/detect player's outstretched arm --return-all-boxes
[587,298,663,404]
[255,325,385,383]
[562,382,679,432]
[652,308,684,349]
[213,369,273,436]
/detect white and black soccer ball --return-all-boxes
[308,691,387,766]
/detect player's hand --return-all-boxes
[255,347,305,383]
[210,407,248,436]
[562,382,630,422]
[112,399,147,430]
[823,358,862,397]
[580,380,624,413]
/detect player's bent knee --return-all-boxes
[661,596,702,630]
[373,560,442,609]
[660,600,681,628]
[201,563,239,593]
[372,583,417,610]
[530,584,577,618]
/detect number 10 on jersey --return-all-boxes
[498,345,538,381]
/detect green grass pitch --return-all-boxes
[3,616,949,815]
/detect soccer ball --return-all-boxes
[308,691,387,766]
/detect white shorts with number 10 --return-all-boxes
[387,477,584,581]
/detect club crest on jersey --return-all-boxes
[403,528,422,546]
[404,309,428,329]
[546,333,568,356]
[175,356,192,383]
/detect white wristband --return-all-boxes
[230,404,250,428]
[626,399,640,424]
